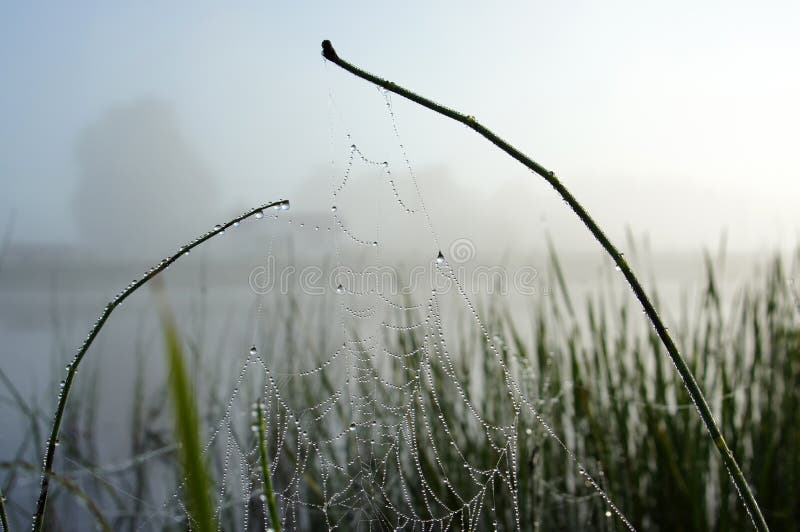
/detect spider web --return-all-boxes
[133,85,634,532]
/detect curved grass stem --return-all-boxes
[31,199,289,532]
[320,39,768,531]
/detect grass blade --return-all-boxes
[255,399,281,532]
[159,299,215,532]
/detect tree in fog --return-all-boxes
[73,98,219,256]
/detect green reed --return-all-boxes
[3,248,797,530]
[159,302,215,532]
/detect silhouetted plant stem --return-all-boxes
[255,399,281,532]
[0,483,9,532]
[32,199,289,532]
[320,39,768,531]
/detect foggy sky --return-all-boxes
[2,2,799,258]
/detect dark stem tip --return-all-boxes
[321,40,339,61]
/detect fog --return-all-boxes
[2,4,800,528]
[72,99,219,255]
[1,2,799,257]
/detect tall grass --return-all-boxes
[515,251,799,530]
[2,248,796,530]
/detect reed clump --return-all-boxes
[2,249,796,530]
